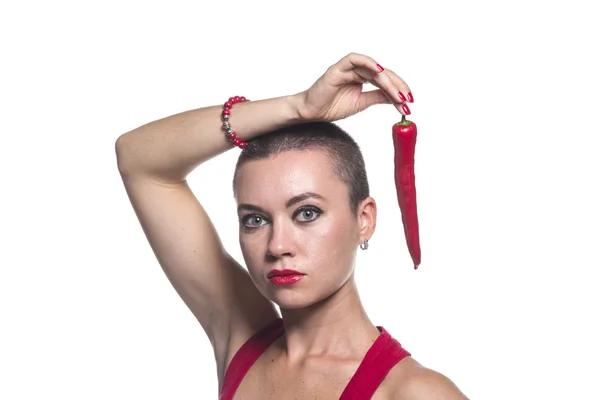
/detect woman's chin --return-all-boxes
[269,292,315,310]
[266,287,333,311]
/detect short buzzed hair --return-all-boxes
[233,121,370,217]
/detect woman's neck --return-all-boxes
[277,276,380,365]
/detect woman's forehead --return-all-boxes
[235,151,343,204]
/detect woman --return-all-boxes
[116,52,468,399]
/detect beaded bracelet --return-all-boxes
[221,96,249,149]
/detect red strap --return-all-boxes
[219,318,284,400]
[339,326,411,399]
[219,321,409,400]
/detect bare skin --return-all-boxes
[116,52,468,399]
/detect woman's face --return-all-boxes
[234,149,370,309]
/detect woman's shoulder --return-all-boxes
[384,358,469,400]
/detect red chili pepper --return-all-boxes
[392,115,422,269]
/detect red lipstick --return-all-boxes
[268,269,305,285]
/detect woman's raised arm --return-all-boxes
[114,52,411,381]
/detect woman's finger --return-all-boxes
[349,70,369,84]
[330,52,413,114]
[380,88,411,115]
[333,53,414,104]
[360,86,409,115]
[336,52,386,76]
[339,53,411,103]
[383,68,414,103]
[355,69,409,114]
[361,89,390,108]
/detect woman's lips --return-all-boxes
[269,274,304,285]
[268,269,305,285]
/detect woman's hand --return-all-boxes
[296,52,413,122]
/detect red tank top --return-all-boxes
[219,318,411,399]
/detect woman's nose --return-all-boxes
[266,218,296,258]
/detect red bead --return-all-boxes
[228,97,235,103]
[234,96,241,102]
[222,109,230,115]
[228,132,237,141]
[224,102,232,109]
[239,141,247,149]
[240,96,246,102]
[233,138,241,146]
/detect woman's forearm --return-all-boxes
[115,93,304,182]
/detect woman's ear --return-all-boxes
[357,196,377,243]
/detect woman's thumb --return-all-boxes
[361,89,391,109]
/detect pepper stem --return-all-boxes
[394,114,412,126]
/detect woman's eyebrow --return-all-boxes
[286,192,325,208]
[237,192,325,213]
[237,204,264,213]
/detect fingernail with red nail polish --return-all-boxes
[407,92,414,102]
[376,63,384,72]
[402,104,411,115]
[398,92,407,102]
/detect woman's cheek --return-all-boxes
[306,225,344,270]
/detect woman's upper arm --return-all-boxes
[118,173,279,359]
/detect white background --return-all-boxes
[1,1,599,399]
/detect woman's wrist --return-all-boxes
[287,90,317,123]
[229,93,307,141]
[283,91,308,123]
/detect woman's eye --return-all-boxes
[296,207,322,222]
[243,215,267,228]
[241,207,322,229]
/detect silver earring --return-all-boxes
[360,239,369,250]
